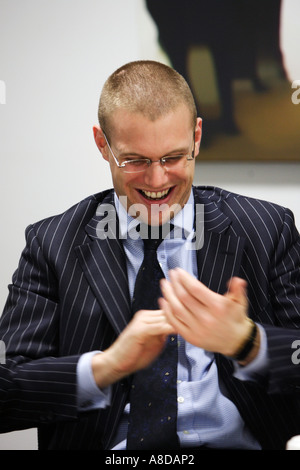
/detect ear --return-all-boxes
[93,125,109,161]
[194,118,202,157]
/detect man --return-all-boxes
[1,60,300,450]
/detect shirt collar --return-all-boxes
[114,191,195,240]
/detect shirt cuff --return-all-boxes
[77,351,112,411]
[233,324,269,382]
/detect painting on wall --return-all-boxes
[146,0,300,162]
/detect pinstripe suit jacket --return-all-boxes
[1,186,300,450]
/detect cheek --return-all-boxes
[125,173,145,190]
[177,168,194,194]
[112,172,140,199]
[172,178,194,210]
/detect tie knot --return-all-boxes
[138,223,174,251]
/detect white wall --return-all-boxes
[0,0,299,450]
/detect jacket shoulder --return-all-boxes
[193,185,289,216]
[193,185,297,237]
[24,190,114,249]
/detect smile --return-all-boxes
[139,188,171,200]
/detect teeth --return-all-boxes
[142,189,169,199]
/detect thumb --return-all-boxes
[226,277,248,306]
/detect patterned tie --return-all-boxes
[126,224,179,450]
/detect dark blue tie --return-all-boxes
[126,225,179,450]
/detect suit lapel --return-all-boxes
[193,187,246,295]
[193,187,247,377]
[75,191,131,335]
[196,230,246,294]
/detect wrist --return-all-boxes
[228,318,259,365]
[237,324,260,366]
[91,349,127,389]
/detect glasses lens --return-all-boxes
[123,160,149,173]
[163,155,192,170]
[123,156,193,173]
[164,156,183,168]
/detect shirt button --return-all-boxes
[177,396,185,403]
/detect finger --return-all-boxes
[159,296,188,331]
[159,296,199,344]
[160,278,186,318]
[159,280,193,328]
[169,268,220,308]
[225,277,248,307]
[134,309,166,322]
[169,269,246,321]
[167,270,209,319]
[133,309,175,335]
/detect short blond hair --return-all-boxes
[98,60,197,139]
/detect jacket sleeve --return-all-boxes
[0,224,80,432]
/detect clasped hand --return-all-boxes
[93,268,253,389]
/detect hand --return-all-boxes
[92,309,174,388]
[159,268,255,358]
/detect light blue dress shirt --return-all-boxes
[77,190,267,449]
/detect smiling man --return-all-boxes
[1,61,300,450]
[93,104,199,228]
[93,62,201,228]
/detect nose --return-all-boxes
[143,161,169,187]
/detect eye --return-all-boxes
[163,155,185,164]
[125,159,149,167]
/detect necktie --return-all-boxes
[126,225,179,450]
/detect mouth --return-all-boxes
[138,187,173,201]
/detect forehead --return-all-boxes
[108,105,194,151]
